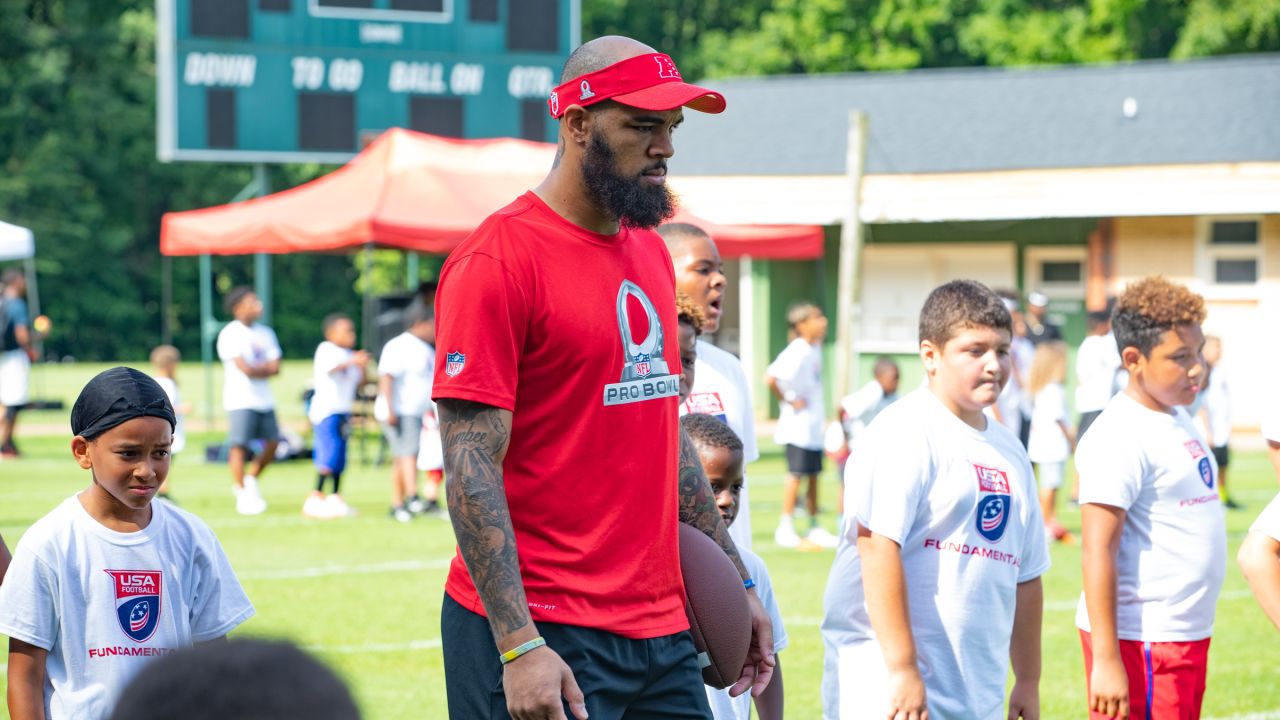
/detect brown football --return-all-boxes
[678,524,752,689]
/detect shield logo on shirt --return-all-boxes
[976,494,1010,543]
[105,570,163,643]
[445,352,466,377]
[1198,457,1215,489]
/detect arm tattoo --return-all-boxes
[677,428,751,580]
[438,399,529,644]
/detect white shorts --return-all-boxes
[1037,461,1065,490]
[0,349,30,407]
[836,640,891,720]
[417,411,444,472]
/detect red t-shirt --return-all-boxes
[433,192,688,639]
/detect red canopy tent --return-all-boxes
[160,128,823,259]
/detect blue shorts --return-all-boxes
[313,414,349,475]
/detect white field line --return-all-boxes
[238,558,452,581]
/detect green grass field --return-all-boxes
[1,361,1278,718]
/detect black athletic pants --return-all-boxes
[442,594,713,720]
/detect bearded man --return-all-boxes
[432,35,776,720]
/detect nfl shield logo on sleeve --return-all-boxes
[105,570,163,643]
[445,352,466,377]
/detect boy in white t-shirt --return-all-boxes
[1076,277,1224,720]
[1239,494,1280,630]
[216,287,281,516]
[834,357,900,522]
[0,367,254,720]
[681,412,787,720]
[661,222,760,552]
[767,302,834,549]
[376,303,437,522]
[820,279,1049,720]
[1191,336,1236,508]
[149,345,191,502]
[304,314,369,520]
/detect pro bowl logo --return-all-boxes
[973,464,1012,543]
[603,280,679,406]
[105,570,162,643]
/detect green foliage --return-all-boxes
[0,0,1276,364]
[0,1,364,362]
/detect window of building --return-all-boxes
[1199,217,1261,286]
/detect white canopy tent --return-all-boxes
[0,220,42,345]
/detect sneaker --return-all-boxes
[236,478,267,516]
[806,526,839,549]
[774,521,801,548]
[389,505,412,523]
[325,494,356,518]
[1224,497,1242,510]
[302,493,333,519]
[406,495,427,515]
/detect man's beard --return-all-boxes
[581,134,676,229]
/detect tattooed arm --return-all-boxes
[677,427,776,698]
[437,399,586,720]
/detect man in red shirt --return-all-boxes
[433,35,775,720]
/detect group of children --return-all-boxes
[202,286,446,521]
[6,248,1280,719]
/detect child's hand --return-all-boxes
[1088,656,1129,718]
[790,398,808,410]
[1007,679,1039,719]
[352,351,371,369]
[885,665,928,719]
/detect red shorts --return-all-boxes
[1080,629,1210,720]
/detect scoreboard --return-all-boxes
[156,0,578,163]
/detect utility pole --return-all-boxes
[834,111,869,401]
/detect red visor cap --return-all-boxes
[548,53,726,118]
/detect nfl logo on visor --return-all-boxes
[446,352,466,377]
[549,91,560,116]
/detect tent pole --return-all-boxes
[161,255,173,346]
[24,256,42,360]
[406,251,419,290]
[362,244,374,351]
[200,253,214,429]
[253,164,272,325]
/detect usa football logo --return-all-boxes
[973,463,1012,543]
[977,495,1009,543]
[1184,440,1207,461]
[445,351,465,377]
[105,570,162,643]
[1198,457,1215,488]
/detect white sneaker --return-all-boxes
[302,493,333,519]
[390,506,412,523]
[806,526,839,549]
[324,494,356,518]
[236,480,267,516]
[774,521,801,548]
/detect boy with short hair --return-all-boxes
[305,313,369,519]
[767,302,834,549]
[216,287,281,516]
[1239,494,1280,630]
[0,367,254,720]
[376,302,436,522]
[1077,277,1224,720]
[821,279,1049,720]
[662,222,760,552]
[1191,335,1235,508]
[676,292,704,405]
[681,412,787,720]
[149,345,190,501]
[834,357,900,519]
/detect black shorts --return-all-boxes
[442,594,712,720]
[784,444,824,475]
[1213,444,1229,469]
[1078,410,1103,440]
